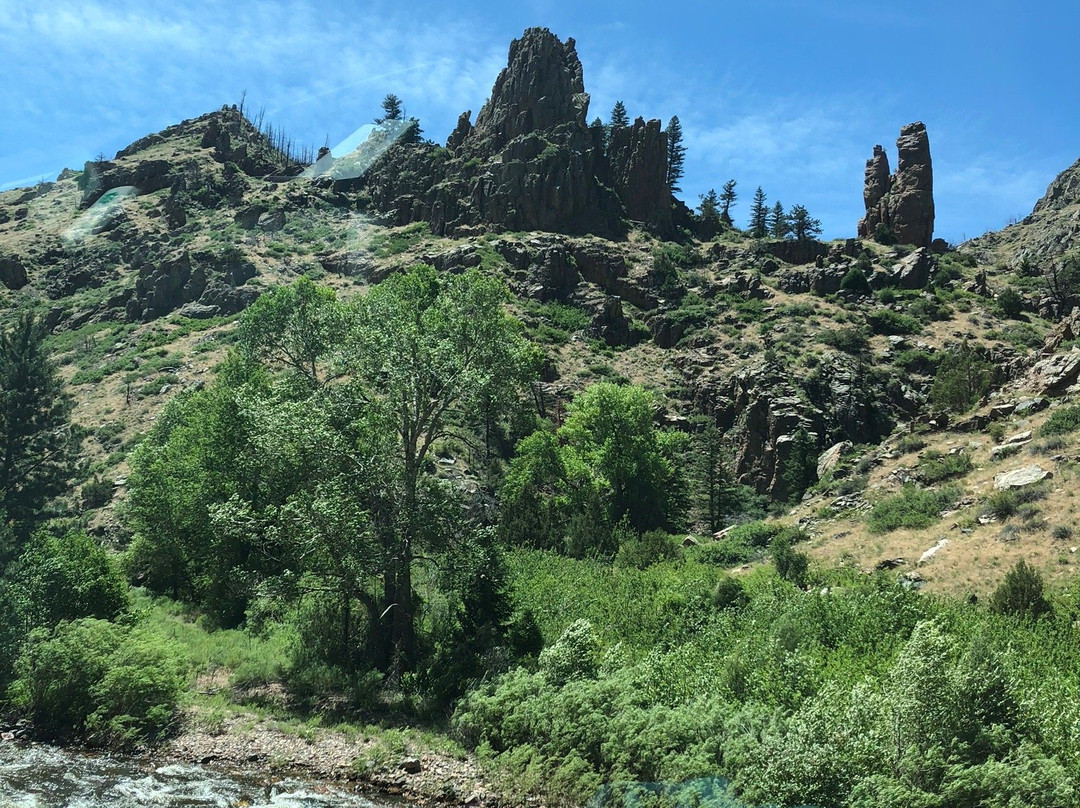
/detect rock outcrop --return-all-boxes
[359,28,672,239]
[607,117,671,230]
[471,31,588,148]
[1034,157,1080,213]
[858,122,935,248]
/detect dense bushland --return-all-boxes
[455,553,1080,807]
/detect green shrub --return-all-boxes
[896,434,928,454]
[614,530,681,569]
[892,349,939,374]
[983,490,1018,520]
[840,267,872,295]
[873,223,896,245]
[866,309,922,336]
[868,484,960,533]
[990,559,1052,620]
[929,341,993,413]
[907,296,951,324]
[10,619,183,746]
[711,575,749,609]
[80,476,115,510]
[1039,406,1080,437]
[13,530,129,630]
[771,534,809,587]
[819,326,869,354]
[997,287,1025,318]
[917,450,973,483]
[538,619,600,686]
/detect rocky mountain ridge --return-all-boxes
[1,26,1080,594]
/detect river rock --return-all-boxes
[994,465,1052,490]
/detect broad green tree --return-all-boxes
[502,383,688,555]
[343,265,537,669]
[237,275,343,389]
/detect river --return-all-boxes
[0,742,391,808]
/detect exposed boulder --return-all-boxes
[1027,349,1080,395]
[0,254,29,290]
[817,441,853,479]
[130,248,258,321]
[1042,308,1080,355]
[994,465,1052,490]
[775,264,849,295]
[870,247,933,290]
[79,159,175,207]
[591,297,631,347]
[858,122,935,248]
[759,238,831,266]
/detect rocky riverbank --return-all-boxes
[152,709,506,808]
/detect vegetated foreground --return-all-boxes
[4,24,1080,808]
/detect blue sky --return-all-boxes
[2,0,1077,243]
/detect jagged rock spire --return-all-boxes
[858,122,935,248]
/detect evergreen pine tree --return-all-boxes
[697,189,723,239]
[769,201,791,239]
[698,189,721,221]
[590,117,607,150]
[0,312,79,552]
[720,179,737,226]
[376,93,403,123]
[789,204,823,242]
[748,186,768,238]
[610,100,630,128]
[665,116,687,193]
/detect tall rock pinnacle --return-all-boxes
[858,122,935,248]
[472,27,590,150]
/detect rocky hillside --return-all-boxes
[1,26,1079,597]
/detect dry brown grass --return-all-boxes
[798,388,1080,600]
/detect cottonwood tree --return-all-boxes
[343,265,537,670]
[501,383,688,556]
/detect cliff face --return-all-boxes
[359,27,671,238]
[858,122,935,248]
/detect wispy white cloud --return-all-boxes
[0,0,507,184]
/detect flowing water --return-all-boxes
[0,743,390,808]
